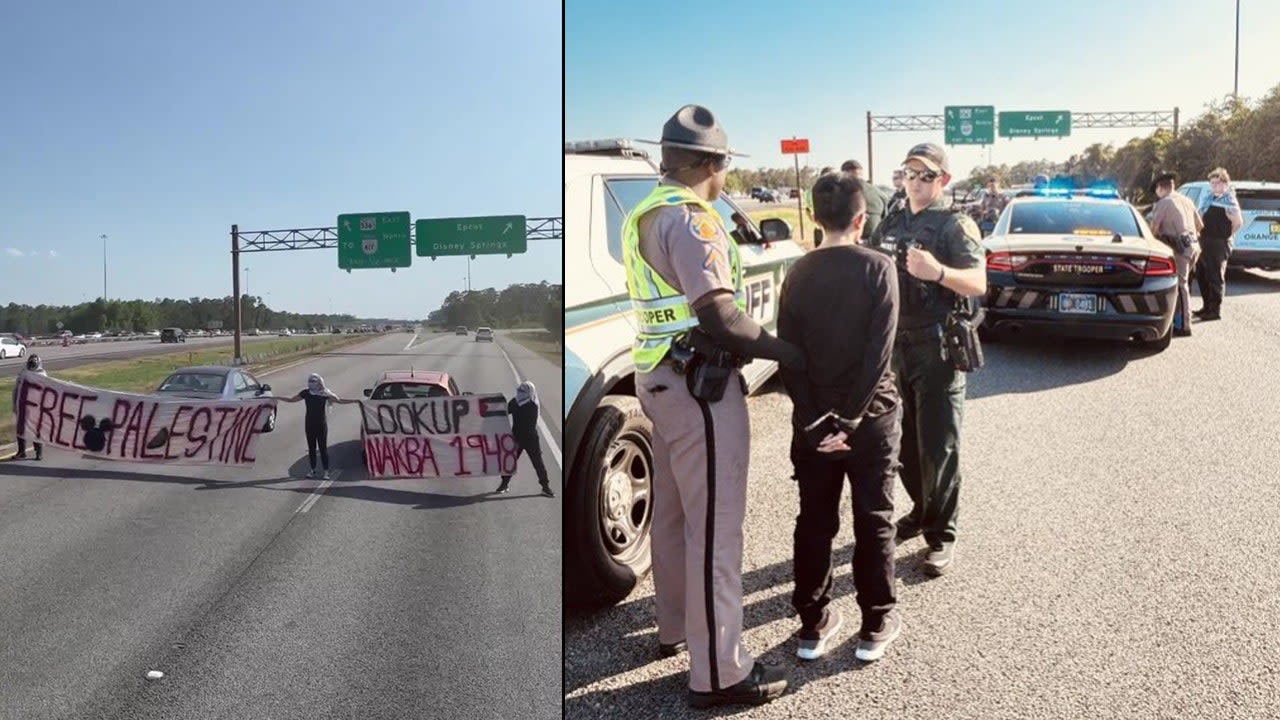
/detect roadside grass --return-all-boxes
[505,330,563,367]
[748,207,817,251]
[0,332,377,446]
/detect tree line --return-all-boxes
[0,296,363,337]
[727,83,1280,203]
[427,282,563,336]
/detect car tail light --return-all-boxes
[986,252,1028,272]
[1143,256,1176,276]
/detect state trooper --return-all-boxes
[871,143,986,577]
[624,104,805,709]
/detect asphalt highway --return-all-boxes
[0,330,562,720]
[0,334,296,378]
[566,268,1280,719]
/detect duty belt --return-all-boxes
[896,323,943,344]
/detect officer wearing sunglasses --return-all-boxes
[871,143,986,578]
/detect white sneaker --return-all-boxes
[855,611,902,663]
[306,468,319,478]
[322,470,331,480]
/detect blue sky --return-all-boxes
[568,0,1278,185]
[1,0,562,319]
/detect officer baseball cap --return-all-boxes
[903,142,949,174]
[640,104,747,157]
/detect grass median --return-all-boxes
[504,330,563,367]
[0,332,381,447]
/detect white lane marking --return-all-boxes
[296,470,340,513]
[403,333,419,352]
[495,341,563,470]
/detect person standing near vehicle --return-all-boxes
[872,143,986,577]
[1194,167,1244,321]
[495,380,554,497]
[778,171,904,664]
[11,355,47,460]
[1149,172,1203,336]
[626,104,805,709]
[279,373,357,479]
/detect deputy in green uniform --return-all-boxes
[871,143,986,577]
[625,104,804,709]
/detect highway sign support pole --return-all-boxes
[793,139,805,242]
[231,224,242,364]
[866,111,874,184]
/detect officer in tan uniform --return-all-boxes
[625,105,805,709]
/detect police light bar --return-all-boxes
[564,138,650,158]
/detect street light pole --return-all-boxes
[1234,0,1241,100]
[100,234,107,301]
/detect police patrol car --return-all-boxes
[1176,180,1280,271]
[564,138,803,610]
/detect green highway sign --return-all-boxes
[944,105,995,145]
[999,111,1072,138]
[415,215,527,258]
[337,211,412,270]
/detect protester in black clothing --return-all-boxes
[1194,167,1244,321]
[496,381,553,497]
[11,355,47,460]
[777,172,903,664]
[279,373,356,479]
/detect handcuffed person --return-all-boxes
[778,171,904,663]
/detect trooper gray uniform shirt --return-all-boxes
[634,177,756,694]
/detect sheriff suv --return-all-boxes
[1176,180,1280,271]
[564,138,804,611]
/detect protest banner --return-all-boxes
[359,393,517,479]
[12,372,276,465]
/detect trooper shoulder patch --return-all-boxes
[954,213,982,244]
[687,212,722,243]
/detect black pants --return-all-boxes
[893,327,966,548]
[306,422,329,470]
[503,436,549,486]
[1195,236,1232,313]
[791,408,901,633]
[17,438,42,457]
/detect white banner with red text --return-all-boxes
[359,394,516,479]
[13,371,276,465]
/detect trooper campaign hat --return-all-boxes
[1150,171,1178,194]
[640,104,747,157]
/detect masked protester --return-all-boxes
[12,355,47,460]
[279,373,357,478]
[496,381,553,497]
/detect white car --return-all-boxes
[563,138,804,611]
[474,327,494,342]
[0,335,27,360]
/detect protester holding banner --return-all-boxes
[496,381,553,497]
[279,373,357,479]
[11,355,47,460]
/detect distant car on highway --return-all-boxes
[0,335,27,360]
[475,327,494,342]
[362,369,460,400]
[160,327,186,343]
[154,366,277,432]
[455,325,468,335]
[979,186,1177,351]
[1177,180,1280,271]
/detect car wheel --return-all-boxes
[566,394,654,611]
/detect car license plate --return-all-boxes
[1058,293,1097,314]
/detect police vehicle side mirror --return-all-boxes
[363,388,372,397]
[758,217,792,242]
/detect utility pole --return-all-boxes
[1234,0,1241,100]
[100,234,108,301]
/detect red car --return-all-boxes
[361,369,460,400]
